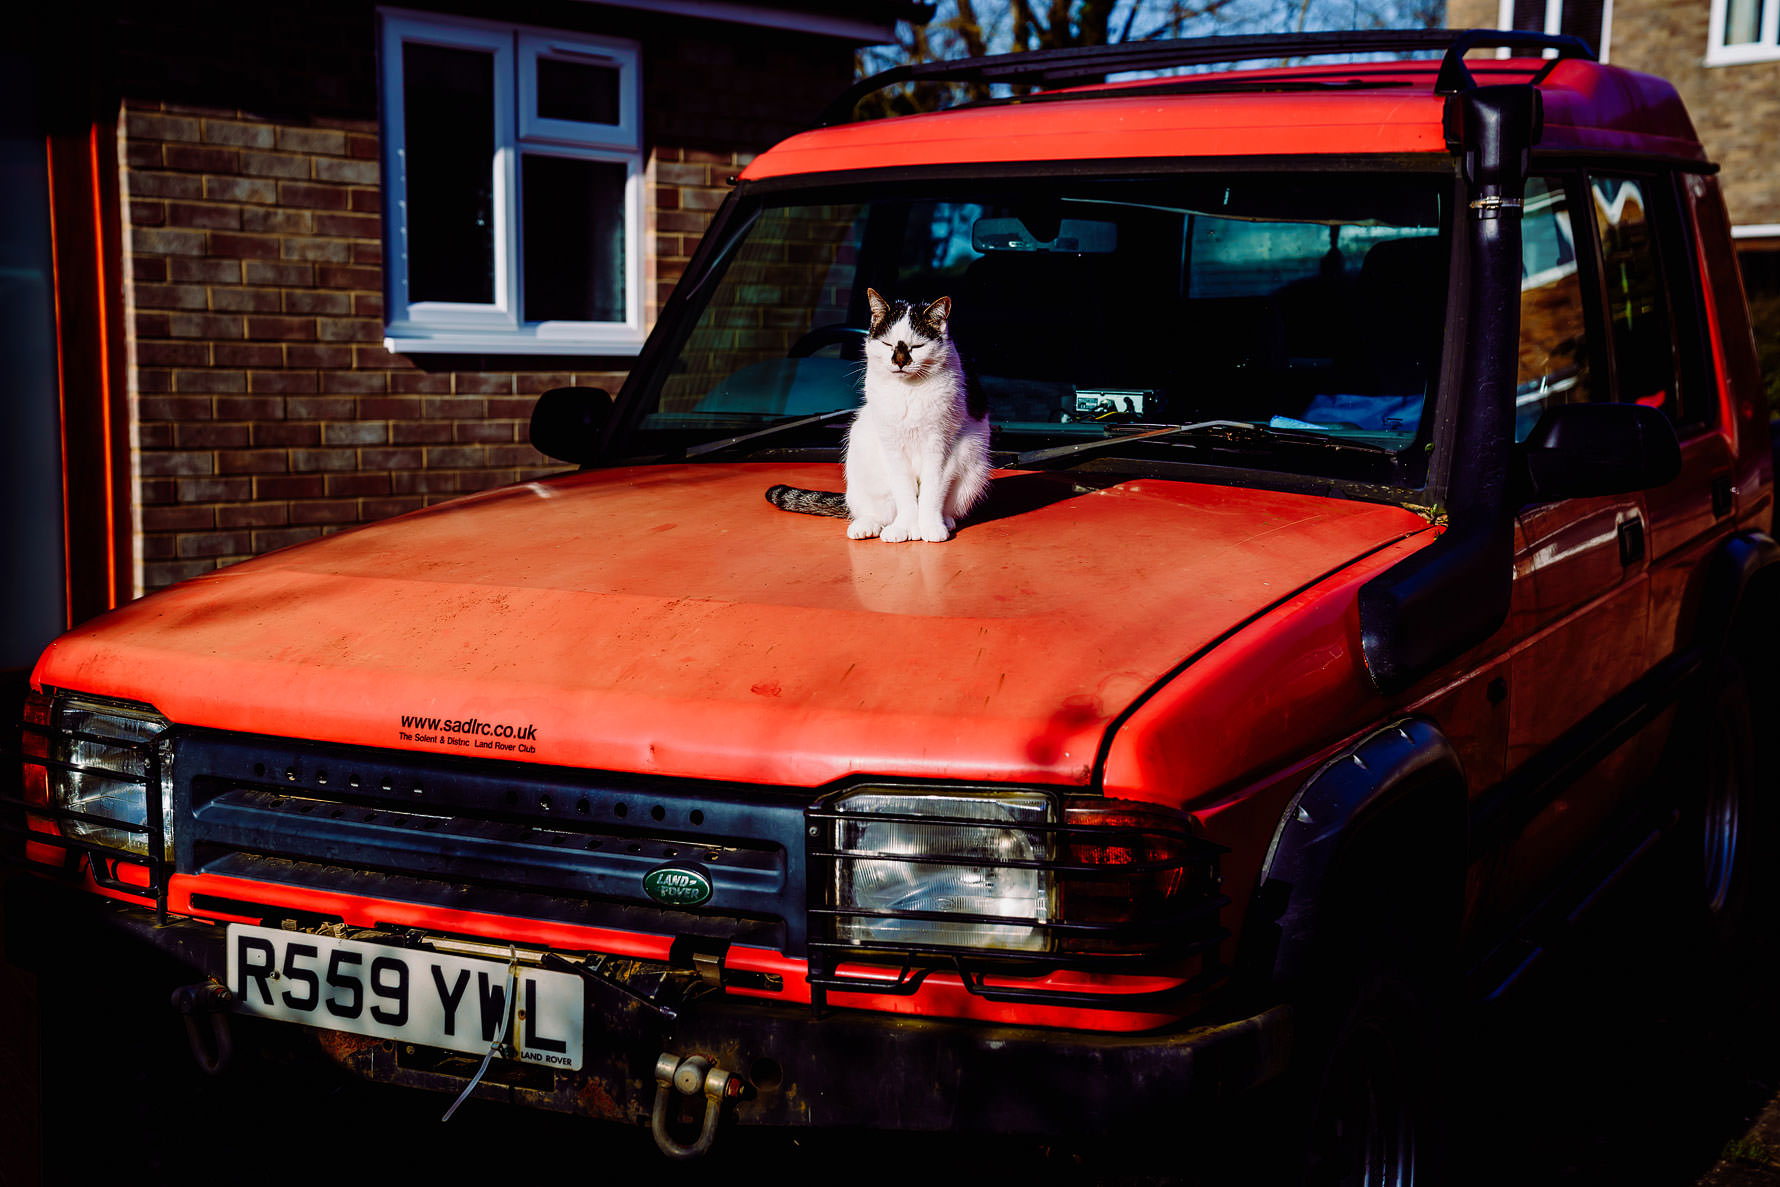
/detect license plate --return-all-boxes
[226,924,584,1070]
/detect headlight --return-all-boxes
[828,789,1054,953]
[815,788,1222,965]
[44,692,171,858]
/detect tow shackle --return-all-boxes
[649,1052,743,1159]
[170,979,235,1075]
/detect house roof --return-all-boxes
[753,0,935,22]
[581,0,933,44]
[741,55,1704,180]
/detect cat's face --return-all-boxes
[865,288,951,381]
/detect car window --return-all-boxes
[1591,175,1682,419]
[1514,175,1593,441]
[1513,172,1713,442]
[1589,173,1714,430]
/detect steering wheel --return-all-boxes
[788,324,868,358]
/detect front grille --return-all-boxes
[134,731,1230,1015]
[172,731,811,952]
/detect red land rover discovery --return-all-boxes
[12,28,1775,1181]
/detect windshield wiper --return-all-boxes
[1012,419,1395,468]
[682,407,855,460]
[683,411,1394,466]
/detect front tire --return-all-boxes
[1674,655,1771,954]
[1300,974,1431,1187]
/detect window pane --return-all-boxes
[402,43,496,306]
[521,154,627,323]
[1592,176,1677,414]
[1559,0,1606,57]
[1510,0,1545,31]
[1515,177,1591,441]
[537,57,621,125]
[1725,0,1766,43]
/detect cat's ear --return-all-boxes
[923,296,952,332]
[866,287,889,329]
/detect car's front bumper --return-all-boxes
[8,878,1293,1138]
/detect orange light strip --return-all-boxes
[43,138,73,629]
[89,122,119,607]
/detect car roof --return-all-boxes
[739,56,1703,182]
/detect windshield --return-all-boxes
[617,172,1450,483]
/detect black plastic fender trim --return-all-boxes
[1246,717,1466,989]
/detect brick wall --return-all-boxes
[123,102,614,591]
[1602,1,1780,229]
[110,1,854,594]
[645,32,853,319]
[1446,0,1497,32]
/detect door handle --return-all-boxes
[1711,474,1733,519]
[1618,517,1644,566]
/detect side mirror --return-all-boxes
[1519,402,1682,502]
[529,387,612,465]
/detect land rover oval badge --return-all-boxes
[644,864,712,907]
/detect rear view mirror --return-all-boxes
[1519,402,1681,502]
[529,387,612,465]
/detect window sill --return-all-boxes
[384,325,646,358]
[1705,43,1780,66]
[1732,224,1780,245]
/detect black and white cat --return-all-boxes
[766,288,990,542]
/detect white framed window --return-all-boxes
[1707,0,1780,64]
[1495,0,1613,62]
[379,9,645,355]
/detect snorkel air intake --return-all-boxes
[1357,78,1544,694]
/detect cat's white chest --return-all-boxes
[865,378,956,454]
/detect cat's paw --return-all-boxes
[847,519,882,540]
[918,521,952,543]
[943,516,957,532]
[880,520,916,543]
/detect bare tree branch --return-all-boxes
[857,0,1457,116]
[953,0,992,57]
[1011,0,1041,52]
[1078,0,1116,44]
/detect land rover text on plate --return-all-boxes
[13,28,1776,1181]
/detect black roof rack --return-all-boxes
[1432,28,1593,91]
[821,27,1596,125]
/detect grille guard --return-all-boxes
[6,715,172,919]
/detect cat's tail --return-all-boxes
[765,485,849,518]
